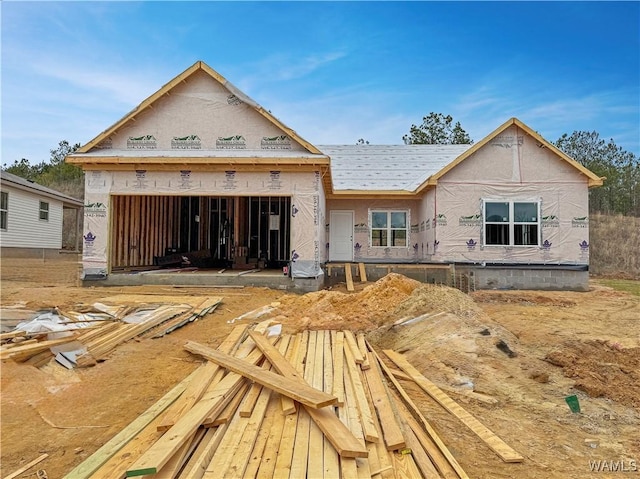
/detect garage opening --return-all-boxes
[110,195,290,271]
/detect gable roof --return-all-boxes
[75,61,322,156]
[420,117,604,189]
[325,117,603,196]
[0,171,83,207]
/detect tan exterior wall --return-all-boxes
[432,125,591,265]
[326,198,420,262]
[102,70,306,152]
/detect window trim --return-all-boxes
[39,200,49,222]
[369,209,410,248]
[0,191,7,230]
[482,199,540,247]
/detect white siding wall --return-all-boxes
[0,185,63,248]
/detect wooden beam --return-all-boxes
[63,370,196,479]
[368,346,469,479]
[3,453,48,479]
[383,350,524,463]
[158,325,246,431]
[344,341,379,443]
[362,351,405,451]
[246,330,368,458]
[184,341,337,409]
[345,263,355,291]
[358,263,368,282]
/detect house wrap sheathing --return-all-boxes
[70,62,328,281]
[68,61,602,291]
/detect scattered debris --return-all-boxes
[496,339,517,357]
[67,323,523,478]
[2,453,48,479]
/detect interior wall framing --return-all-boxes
[109,194,291,270]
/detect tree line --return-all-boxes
[2,114,638,216]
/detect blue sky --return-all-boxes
[2,1,639,166]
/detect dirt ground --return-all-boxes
[1,256,639,479]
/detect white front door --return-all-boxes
[329,210,354,262]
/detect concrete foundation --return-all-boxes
[0,247,79,261]
[84,269,324,292]
[458,265,590,292]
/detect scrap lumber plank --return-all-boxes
[184,341,337,409]
[3,453,48,479]
[156,427,206,479]
[362,351,406,451]
[176,424,228,479]
[247,330,368,458]
[345,263,355,291]
[322,330,340,479]
[395,405,443,479]
[219,381,274,478]
[239,335,291,418]
[211,382,250,426]
[344,341,379,443]
[356,333,371,370]
[92,305,192,359]
[342,354,372,479]
[289,330,316,479]
[251,394,284,479]
[358,262,368,282]
[400,403,459,479]
[126,342,270,477]
[392,451,423,479]
[368,347,469,479]
[126,372,248,477]
[158,324,248,431]
[0,330,27,341]
[331,331,346,406]
[63,370,196,479]
[383,349,524,463]
[88,415,166,478]
[280,333,299,415]
[307,331,325,479]
[1,338,38,350]
[272,332,308,478]
[1,337,77,361]
[344,330,364,364]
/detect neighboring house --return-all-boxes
[0,171,84,257]
[67,61,602,291]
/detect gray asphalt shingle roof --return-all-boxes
[318,144,472,191]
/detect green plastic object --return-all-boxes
[565,394,581,413]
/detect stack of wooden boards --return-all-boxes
[65,322,523,479]
[0,296,222,368]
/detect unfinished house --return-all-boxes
[67,61,602,291]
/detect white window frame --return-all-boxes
[369,209,409,248]
[39,200,49,221]
[482,199,541,247]
[0,191,7,230]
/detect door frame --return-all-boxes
[329,210,354,262]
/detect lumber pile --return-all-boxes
[1,297,222,368]
[64,324,524,479]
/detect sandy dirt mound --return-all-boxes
[274,273,422,331]
[545,340,640,408]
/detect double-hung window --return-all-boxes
[484,200,540,246]
[39,201,49,221]
[370,210,408,247]
[0,192,7,230]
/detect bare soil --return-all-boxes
[1,257,639,479]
